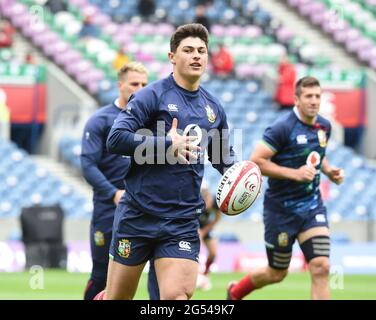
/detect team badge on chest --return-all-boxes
[205,105,216,123]
[317,129,327,148]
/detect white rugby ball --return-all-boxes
[216,161,262,216]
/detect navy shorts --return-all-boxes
[109,202,200,266]
[264,203,329,254]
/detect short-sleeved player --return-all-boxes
[95,23,235,300]
[227,76,344,300]
[81,62,149,300]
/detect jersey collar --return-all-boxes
[113,98,122,110]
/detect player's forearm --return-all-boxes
[106,128,172,157]
[81,160,118,198]
[320,157,331,176]
[253,157,299,181]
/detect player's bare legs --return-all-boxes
[105,259,146,300]
[251,266,288,287]
[155,258,198,300]
[298,226,330,300]
[228,265,288,300]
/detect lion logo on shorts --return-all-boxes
[117,239,131,258]
[278,232,289,247]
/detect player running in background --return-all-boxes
[96,23,235,300]
[196,181,221,291]
[81,62,151,300]
[227,76,344,300]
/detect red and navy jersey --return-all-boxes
[262,108,331,214]
[81,101,131,228]
[107,74,235,219]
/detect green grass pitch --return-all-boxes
[0,271,375,300]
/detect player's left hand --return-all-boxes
[327,167,345,185]
[113,189,125,205]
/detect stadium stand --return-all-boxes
[0,138,92,219]
[0,0,375,227]
[285,0,376,70]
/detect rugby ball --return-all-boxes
[216,161,262,216]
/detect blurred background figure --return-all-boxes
[138,0,156,20]
[196,182,222,291]
[0,20,15,48]
[195,4,211,33]
[78,15,100,43]
[113,48,131,72]
[45,0,67,14]
[274,55,296,110]
[24,51,36,65]
[211,42,234,79]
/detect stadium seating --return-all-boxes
[2,0,374,223]
[0,138,92,219]
[0,0,337,106]
[285,0,376,70]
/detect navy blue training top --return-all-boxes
[262,107,332,214]
[81,101,131,226]
[107,74,235,219]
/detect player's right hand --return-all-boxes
[295,165,316,182]
[168,118,201,164]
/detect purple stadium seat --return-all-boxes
[67,60,92,77]
[276,27,293,44]
[86,81,99,94]
[355,38,374,62]
[333,29,348,43]
[139,23,155,36]
[358,47,373,62]
[22,21,47,38]
[148,61,163,73]
[90,12,111,28]
[8,2,27,17]
[119,23,138,36]
[158,64,173,79]
[311,11,325,25]
[54,49,82,66]
[235,64,254,79]
[81,4,99,19]
[113,32,132,46]
[299,2,316,17]
[102,22,119,36]
[76,69,105,86]
[226,25,244,37]
[211,25,226,38]
[243,25,262,38]
[70,0,87,9]
[135,51,155,63]
[157,23,174,36]
[32,31,59,47]
[43,40,69,57]
[288,0,300,7]
[370,58,376,70]
[10,11,29,28]
[124,41,140,55]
